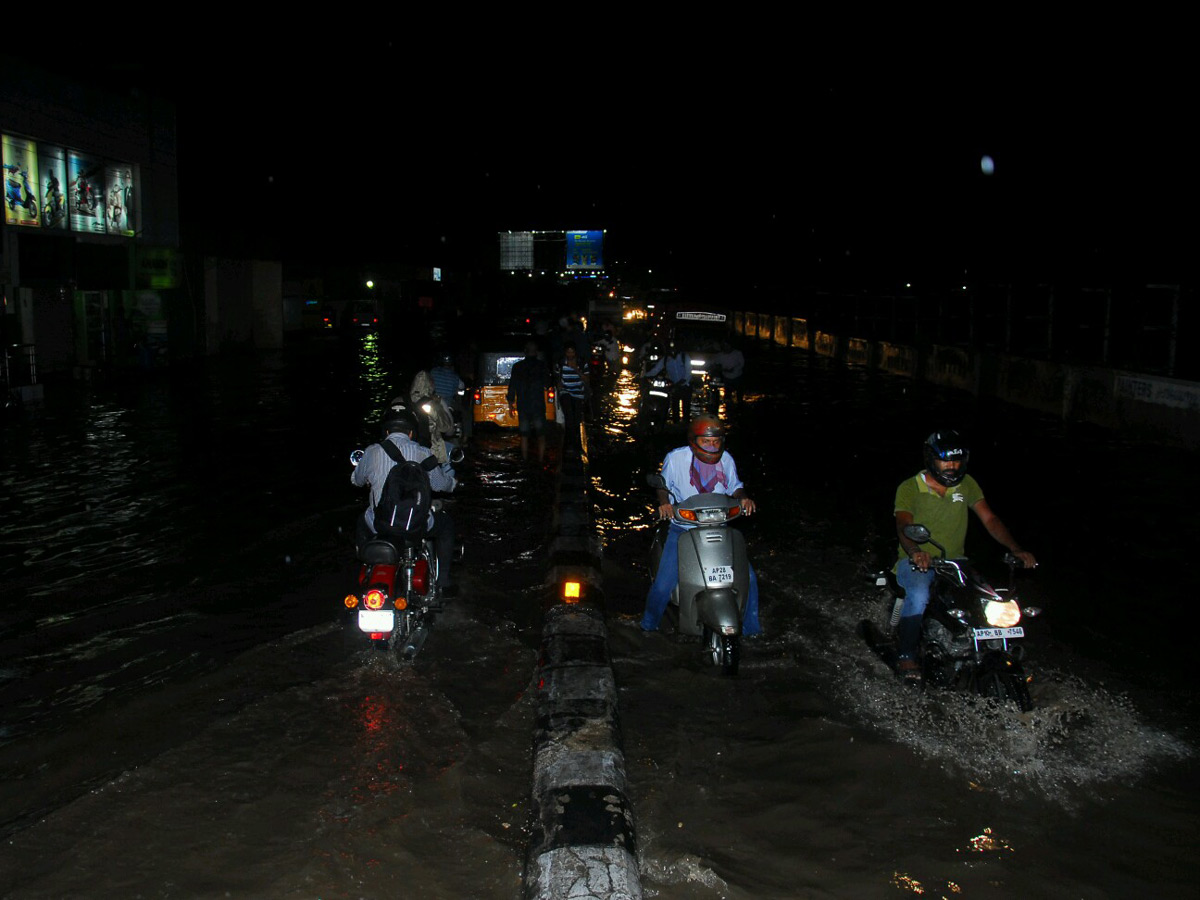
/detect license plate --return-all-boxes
[358,609,394,632]
[704,565,734,587]
[973,626,1024,640]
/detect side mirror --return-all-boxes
[646,473,667,491]
[903,523,932,544]
[350,449,365,467]
[449,447,466,465]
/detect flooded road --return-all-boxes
[1,334,1196,898]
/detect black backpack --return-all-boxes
[373,440,437,540]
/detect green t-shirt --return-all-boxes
[894,472,985,563]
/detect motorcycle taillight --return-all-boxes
[412,558,430,594]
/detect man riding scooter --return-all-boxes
[641,414,762,635]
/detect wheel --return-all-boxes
[720,633,740,676]
[703,626,721,667]
[976,670,1033,711]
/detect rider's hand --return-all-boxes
[658,502,674,521]
[909,549,931,572]
[739,497,756,516]
[1013,550,1038,569]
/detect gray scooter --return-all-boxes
[647,473,750,675]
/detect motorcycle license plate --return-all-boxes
[704,565,735,587]
[358,609,395,632]
[973,626,1024,640]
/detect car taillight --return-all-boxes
[364,589,387,610]
[547,387,556,403]
[473,389,482,406]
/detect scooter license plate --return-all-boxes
[973,626,1024,640]
[704,565,735,587]
[358,609,395,632]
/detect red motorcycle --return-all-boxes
[342,449,446,658]
[343,530,442,658]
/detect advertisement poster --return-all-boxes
[38,145,68,230]
[104,163,136,236]
[69,150,107,235]
[3,134,41,228]
[499,231,534,270]
[565,230,604,270]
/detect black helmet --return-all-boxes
[689,414,726,464]
[923,430,970,487]
[382,411,417,436]
[436,352,454,368]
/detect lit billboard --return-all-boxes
[2,135,40,227]
[500,231,534,270]
[2,132,139,235]
[566,230,603,269]
[69,150,107,235]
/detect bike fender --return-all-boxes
[975,650,1025,678]
[697,588,741,633]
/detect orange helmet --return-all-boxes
[689,414,726,464]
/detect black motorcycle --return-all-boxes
[863,523,1040,711]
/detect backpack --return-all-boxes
[373,440,437,540]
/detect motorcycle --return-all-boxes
[647,473,750,675]
[342,449,450,659]
[42,178,65,227]
[864,523,1040,710]
[700,372,724,414]
[639,375,670,431]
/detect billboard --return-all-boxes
[566,230,603,269]
[69,150,107,234]
[500,232,534,270]
[2,135,41,227]
[2,132,139,236]
[38,144,68,230]
[104,163,137,236]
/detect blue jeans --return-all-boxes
[894,560,935,618]
[894,560,935,660]
[642,524,761,635]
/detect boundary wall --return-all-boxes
[734,312,1200,448]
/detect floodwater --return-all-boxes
[0,333,1196,898]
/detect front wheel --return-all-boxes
[976,670,1033,712]
[703,627,740,676]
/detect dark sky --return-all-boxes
[153,34,1191,289]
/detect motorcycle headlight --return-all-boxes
[984,599,1021,628]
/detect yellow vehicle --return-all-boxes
[472,349,556,427]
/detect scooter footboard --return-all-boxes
[697,588,742,634]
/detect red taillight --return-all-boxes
[364,588,387,610]
[547,387,556,403]
[412,558,429,594]
[473,389,481,406]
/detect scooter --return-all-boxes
[647,473,750,675]
[863,523,1040,710]
[342,449,449,659]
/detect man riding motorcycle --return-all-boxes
[893,429,1037,682]
[641,414,762,635]
[352,411,458,596]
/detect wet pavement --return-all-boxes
[0,333,1196,898]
